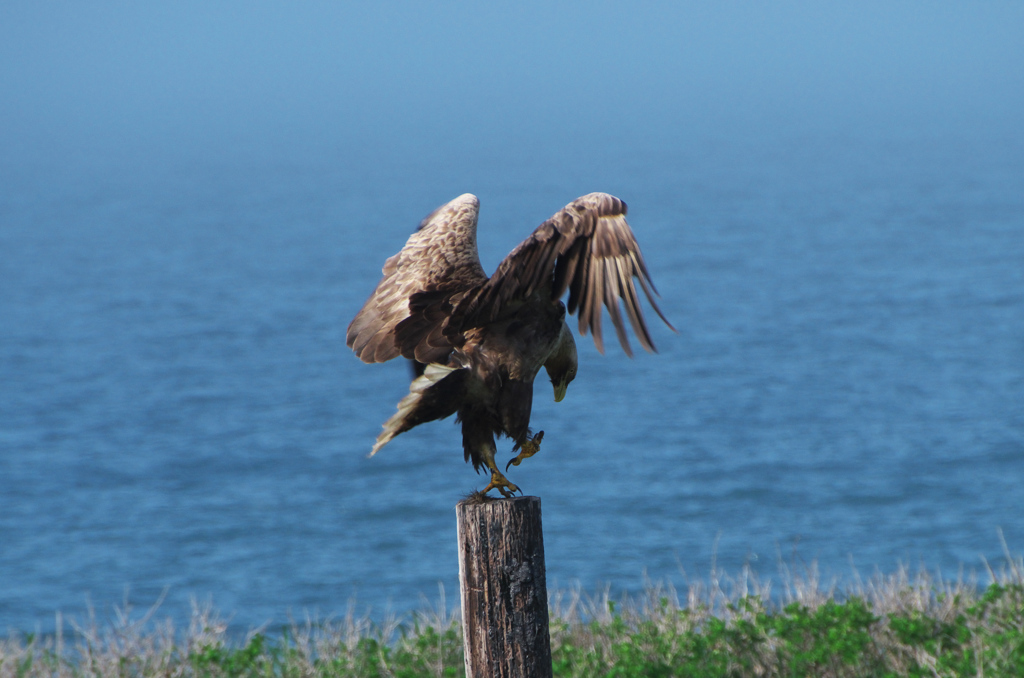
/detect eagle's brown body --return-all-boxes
[347,193,671,495]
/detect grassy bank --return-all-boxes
[3,557,1022,678]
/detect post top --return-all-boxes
[457,494,541,509]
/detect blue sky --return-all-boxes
[2,2,1022,172]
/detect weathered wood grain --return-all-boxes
[457,496,552,678]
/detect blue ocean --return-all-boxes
[1,2,1022,637]
[3,129,1021,635]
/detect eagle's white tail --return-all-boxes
[369,363,459,457]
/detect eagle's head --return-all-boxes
[545,323,578,403]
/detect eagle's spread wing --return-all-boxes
[458,192,673,356]
[347,194,488,364]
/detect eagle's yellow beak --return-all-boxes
[553,380,568,403]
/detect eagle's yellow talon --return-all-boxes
[482,469,519,498]
[506,431,545,471]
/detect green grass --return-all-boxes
[3,554,1022,678]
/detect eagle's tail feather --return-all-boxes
[369,364,466,456]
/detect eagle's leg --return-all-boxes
[479,442,521,498]
[505,431,545,471]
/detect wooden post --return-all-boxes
[457,496,552,678]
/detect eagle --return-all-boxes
[347,192,673,497]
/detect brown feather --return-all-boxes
[454,192,669,355]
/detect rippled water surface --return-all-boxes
[2,134,1022,634]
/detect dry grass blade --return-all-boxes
[1,545,1021,678]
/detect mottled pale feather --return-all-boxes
[346,194,487,364]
